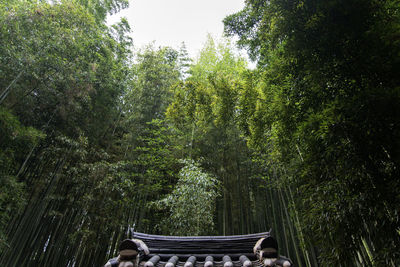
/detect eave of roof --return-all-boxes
[134,231,270,265]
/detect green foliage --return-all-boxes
[167,36,248,130]
[225,0,400,265]
[0,1,132,143]
[117,119,181,232]
[0,1,133,265]
[109,44,186,234]
[166,38,306,265]
[4,0,397,265]
[0,108,43,250]
[76,0,129,22]
[154,159,220,236]
[189,35,247,83]
[126,45,183,130]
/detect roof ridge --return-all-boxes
[133,231,270,241]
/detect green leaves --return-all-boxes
[3,0,397,265]
[75,0,129,22]
[167,36,248,130]
[0,107,44,250]
[154,159,220,236]
[0,1,132,142]
[225,0,400,265]
[0,1,133,265]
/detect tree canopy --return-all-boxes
[0,0,399,266]
[225,0,400,265]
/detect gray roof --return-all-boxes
[132,232,293,267]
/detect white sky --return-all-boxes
[108,0,246,59]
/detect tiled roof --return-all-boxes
[105,232,293,267]
[135,232,293,267]
[134,231,268,260]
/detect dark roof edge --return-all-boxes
[133,231,270,241]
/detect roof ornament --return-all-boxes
[253,229,293,267]
[105,225,150,267]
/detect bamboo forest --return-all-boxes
[1,0,399,266]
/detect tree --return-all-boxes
[154,159,220,236]
[165,37,313,265]
[225,0,400,265]
[0,108,43,250]
[0,1,133,265]
[0,1,131,143]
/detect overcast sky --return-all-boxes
[108,0,246,58]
